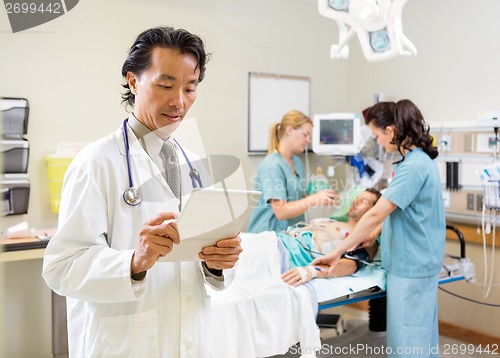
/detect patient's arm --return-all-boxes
[281,241,379,287]
[281,259,358,287]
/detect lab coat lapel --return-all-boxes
[114,125,178,204]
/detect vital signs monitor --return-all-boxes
[311,112,364,155]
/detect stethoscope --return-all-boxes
[286,222,377,267]
[122,119,203,206]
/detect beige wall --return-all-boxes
[347,0,500,127]
[2,0,499,356]
[344,0,500,340]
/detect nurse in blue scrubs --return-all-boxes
[247,110,338,233]
[313,99,445,358]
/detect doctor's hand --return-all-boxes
[199,235,243,270]
[131,212,180,276]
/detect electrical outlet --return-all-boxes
[440,135,451,152]
[466,193,475,210]
[476,194,483,211]
[442,191,450,208]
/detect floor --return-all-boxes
[270,307,490,358]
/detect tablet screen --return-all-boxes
[158,188,261,262]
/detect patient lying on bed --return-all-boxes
[280,188,382,287]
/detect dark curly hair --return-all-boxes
[364,99,438,163]
[121,26,211,108]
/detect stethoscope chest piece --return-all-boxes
[123,186,141,206]
[121,118,202,207]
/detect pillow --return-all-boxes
[329,185,366,222]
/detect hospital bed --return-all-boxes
[208,225,471,358]
[316,225,470,311]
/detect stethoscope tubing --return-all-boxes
[121,119,203,206]
[122,119,135,190]
[172,138,203,189]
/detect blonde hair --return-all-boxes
[268,110,312,154]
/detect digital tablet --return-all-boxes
[158,188,261,262]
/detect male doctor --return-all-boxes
[42,27,242,357]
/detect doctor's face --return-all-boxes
[126,47,200,139]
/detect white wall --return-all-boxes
[2,0,499,356]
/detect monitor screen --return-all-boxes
[312,113,363,155]
[319,119,354,145]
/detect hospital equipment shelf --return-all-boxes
[0,231,53,262]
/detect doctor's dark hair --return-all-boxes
[121,26,210,108]
[269,110,312,154]
[364,99,438,163]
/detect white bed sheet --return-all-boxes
[207,231,387,358]
[208,231,321,358]
[310,263,386,304]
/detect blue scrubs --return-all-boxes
[247,151,307,233]
[382,148,445,357]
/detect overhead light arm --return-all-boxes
[318,0,417,61]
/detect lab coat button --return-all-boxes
[185,342,193,351]
[184,293,192,302]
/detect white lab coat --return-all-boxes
[43,124,231,358]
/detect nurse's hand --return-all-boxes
[308,189,339,207]
[311,249,342,276]
[199,235,243,270]
[131,212,180,275]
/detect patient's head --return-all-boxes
[347,188,381,222]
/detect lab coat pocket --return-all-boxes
[96,308,160,358]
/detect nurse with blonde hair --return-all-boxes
[248,109,338,233]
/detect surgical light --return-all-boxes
[370,30,390,52]
[318,0,417,61]
[328,0,349,11]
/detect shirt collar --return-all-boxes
[128,114,165,157]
